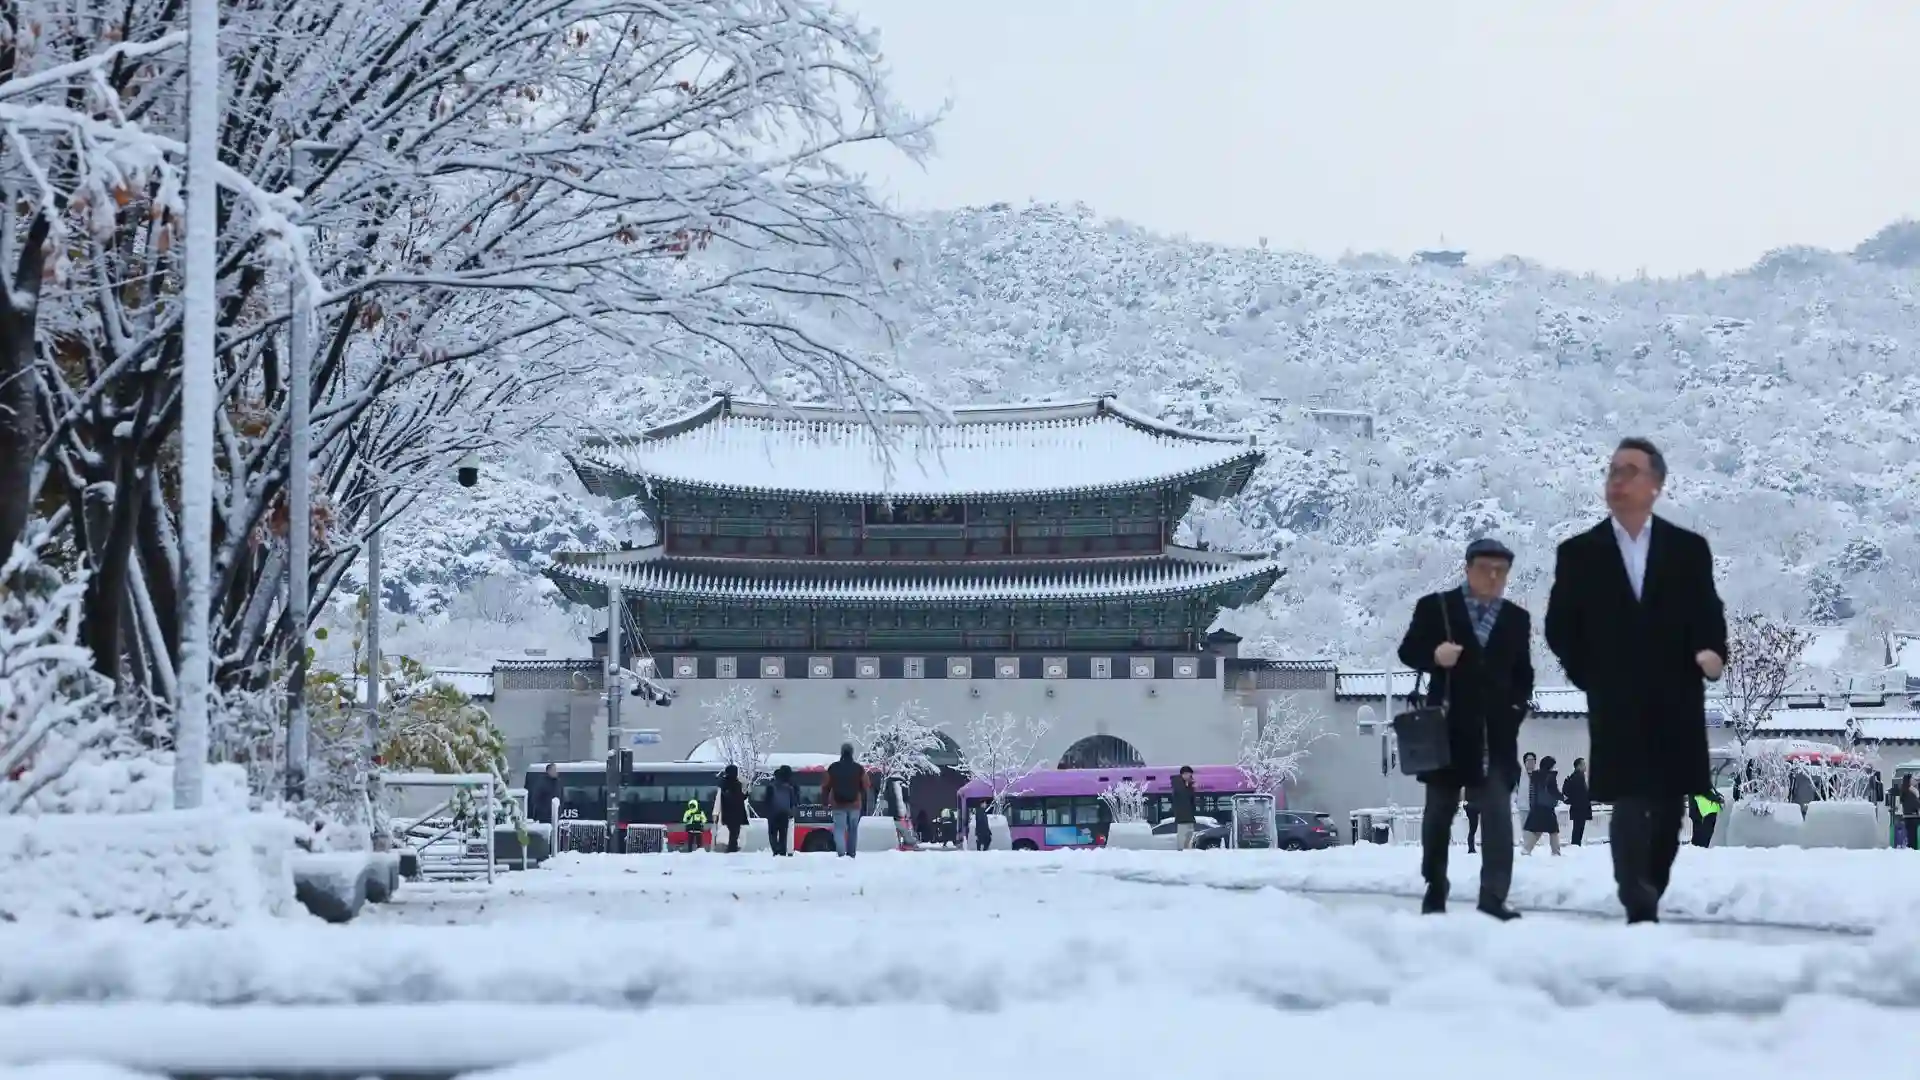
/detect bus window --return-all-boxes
[1009,799,1044,827]
[1071,798,1104,825]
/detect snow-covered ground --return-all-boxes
[5,846,1920,1077]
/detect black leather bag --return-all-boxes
[1393,594,1454,777]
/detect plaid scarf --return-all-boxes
[1460,584,1502,647]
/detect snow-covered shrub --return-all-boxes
[848,699,944,784]
[700,684,778,795]
[1099,779,1148,824]
[1238,695,1325,798]
[0,536,113,814]
[956,711,1050,813]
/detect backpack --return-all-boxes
[830,760,863,804]
[768,780,795,814]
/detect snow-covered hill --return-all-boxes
[318,205,1920,676]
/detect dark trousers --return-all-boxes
[768,814,791,856]
[683,828,703,853]
[1570,816,1587,846]
[1904,816,1920,850]
[1608,795,1684,921]
[1690,813,1715,848]
[724,824,741,853]
[1421,775,1513,907]
[1463,803,1480,852]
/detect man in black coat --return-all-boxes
[1398,537,1534,920]
[1546,437,1727,925]
[1563,757,1593,846]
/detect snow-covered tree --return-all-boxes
[2,0,929,715]
[1237,695,1326,798]
[1098,779,1148,824]
[956,710,1050,813]
[0,536,114,813]
[847,700,944,783]
[1723,613,1814,752]
[700,685,778,794]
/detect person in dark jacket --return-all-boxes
[1398,537,1534,921]
[1564,758,1593,846]
[1170,766,1199,850]
[765,764,800,856]
[1522,755,1563,855]
[717,764,749,853]
[1898,776,1920,851]
[822,743,869,858]
[913,807,931,844]
[973,801,993,851]
[528,763,560,825]
[1546,437,1728,925]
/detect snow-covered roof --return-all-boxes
[1530,688,1588,717]
[547,544,1284,607]
[1334,671,1422,699]
[571,395,1263,502]
[433,670,495,700]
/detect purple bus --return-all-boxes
[957,765,1271,851]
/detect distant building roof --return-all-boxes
[548,544,1284,607]
[1413,249,1467,266]
[1335,670,1423,699]
[568,395,1263,502]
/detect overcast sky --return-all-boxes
[839,0,1920,278]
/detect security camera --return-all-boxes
[455,452,480,488]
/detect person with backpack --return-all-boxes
[822,743,869,858]
[718,764,749,853]
[765,764,800,856]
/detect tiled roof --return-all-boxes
[1530,688,1588,717]
[571,395,1263,501]
[546,545,1284,607]
[1334,671,1423,699]
[1230,658,1338,672]
[434,670,495,700]
[1857,715,1920,742]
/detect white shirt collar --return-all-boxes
[1611,516,1651,548]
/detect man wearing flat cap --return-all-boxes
[1546,437,1727,925]
[1396,536,1534,920]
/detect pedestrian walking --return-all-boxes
[822,742,869,858]
[1463,797,1480,853]
[1397,537,1534,921]
[718,764,749,853]
[914,808,931,844]
[1170,766,1199,850]
[1545,437,1727,925]
[1564,758,1593,846]
[1688,788,1721,848]
[1515,752,1536,832]
[765,764,799,856]
[1898,776,1920,851]
[680,798,708,853]
[972,800,993,851]
[1521,755,1563,856]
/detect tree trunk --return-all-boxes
[0,215,49,559]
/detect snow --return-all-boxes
[0,810,299,925]
[580,397,1261,500]
[1335,670,1421,698]
[5,846,1920,1073]
[20,759,250,815]
[551,545,1284,604]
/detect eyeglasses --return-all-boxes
[1607,464,1649,482]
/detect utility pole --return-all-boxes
[284,141,325,802]
[605,583,622,851]
[366,484,382,747]
[173,0,219,810]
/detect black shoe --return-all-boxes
[1625,908,1659,925]
[1477,903,1521,921]
[1421,887,1447,915]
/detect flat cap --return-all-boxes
[1465,537,1514,563]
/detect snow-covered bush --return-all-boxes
[1238,695,1326,798]
[0,536,113,814]
[1099,779,1149,824]
[848,700,944,784]
[956,711,1050,813]
[700,684,778,796]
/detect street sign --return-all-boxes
[627,729,662,746]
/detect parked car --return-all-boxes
[1274,811,1336,850]
[1150,817,1231,849]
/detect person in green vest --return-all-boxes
[681,799,708,853]
[1688,790,1722,848]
